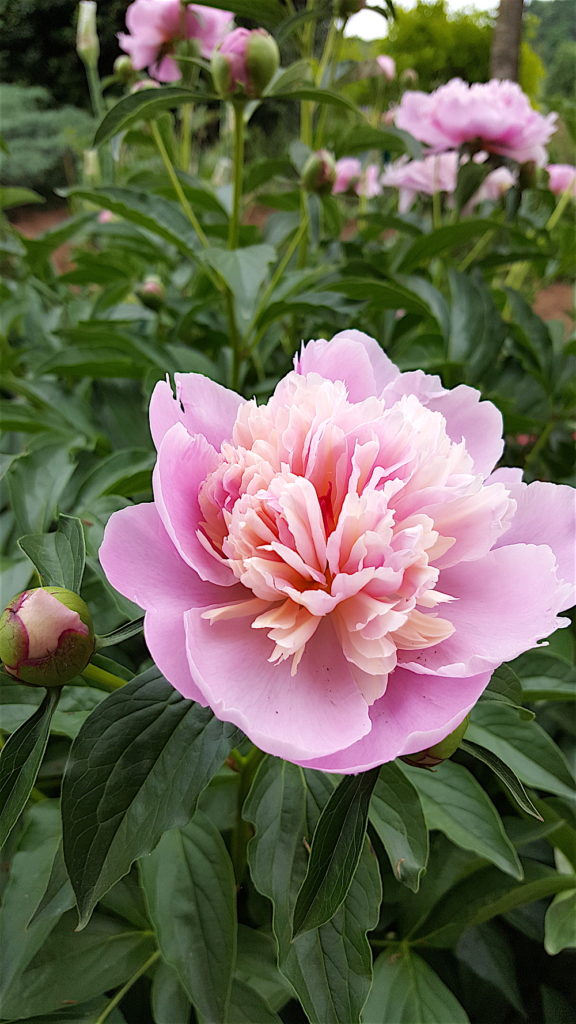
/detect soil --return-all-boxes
[8,206,575,333]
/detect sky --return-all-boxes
[344,0,539,39]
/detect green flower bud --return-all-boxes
[302,150,337,195]
[0,588,95,687]
[402,716,470,768]
[77,1,100,67]
[212,28,280,100]
[136,275,165,310]
[113,54,136,83]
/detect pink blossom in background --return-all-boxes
[118,0,233,83]
[395,78,557,165]
[381,153,459,211]
[376,55,396,81]
[97,209,116,224]
[333,157,362,194]
[100,331,575,771]
[358,163,382,198]
[546,164,576,197]
[467,165,516,209]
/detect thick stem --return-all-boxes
[82,662,127,692]
[228,103,245,250]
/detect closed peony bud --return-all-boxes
[77,1,100,66]
[402,716,470,768]
[136,275,165,309]
[113,54,136,83]
[212,28,279,99]
[302,150,337,194]
[0,588,95,687]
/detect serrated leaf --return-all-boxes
[461,739,542,820]
[140,811,236,1022]
[401,760,522,879]
[369,762,429,892]
[0,689,60,846]
[18,514,86,591]
[61,667,241,927]
[292,768,379,937]
[362,948,469,1023]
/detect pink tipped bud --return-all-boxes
[211,27,279,99]
[0,588,95,687]
[302,150,337,195]
[402,716,470,768]
[136,275,165,309]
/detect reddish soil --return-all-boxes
[9,205,73,274]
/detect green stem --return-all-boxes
[81,662,127,692]
[458,228,495,272]
[179,102,193,173]
[432,188,442,230]
[505,186,574,292]
[546,183,574,233]
[249,215,309,348]
[314,18,342,148]
[228,103,245,250]
[524,418,555,469]
[151,120,210,249]
[85,61,104,121]
[230,746,266,884]
[95,950,160,1024]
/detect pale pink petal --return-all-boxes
[425,385,504,478]
[153,424,236,586]
[296,330,399,400]
[149,373,245,450]
[298,668,491,772]
[144,609,206,702]
[490,476,576,591]
[151,55,182,82]
[184,612,372,761]
[400,544,570,677]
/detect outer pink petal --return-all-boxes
[298,668,491,773]
[400,544,571,678]
[99,502,216,612]
[149,373,245,450]
[151,55,182,82]
[425,385,504,478]
[490,475,576,592]
[297,330,399,401]
[153,423,235,586]
[144,608,206,702]
[184,612,372,761]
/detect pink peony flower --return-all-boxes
[382,153,459,212]
[376,55,396,81]
[395,78,557,166]
[546,164,576,197]
[467,165,516,210]
[100,332,575,772]
[118,0,233,83]
[333,157,362,194]
[359,163,382,198]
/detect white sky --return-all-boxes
[344,1,512,39]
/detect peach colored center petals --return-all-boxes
[197,373,512,702]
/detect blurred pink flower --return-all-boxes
[376,55,396,81]
[395,78,557,165]
[546,164,576,196]
[97,209,116,224]
[100,331,575,771]
[359,163,382,198]
[333,157,362,194]
[382,153,459,211]
[467,165,516,208]
[118,0,233,83]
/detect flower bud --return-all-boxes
[211,28,280,99]
[83,148,100,187]
[0,588,94,687]
[77,1,100,67]
[302,149,337,195]
[113,54,136,83]
[376,55,396,81]
[402,716,470,768]
[136,275,165,310]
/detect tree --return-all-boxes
[491,0,525,81]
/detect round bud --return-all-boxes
[136,276,165,310]
[302,150,337,195]
[212,28,280,99]
[402,716,470,768]
[0,588,95,687]
[114,55,136,83]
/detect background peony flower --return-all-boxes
[395,78,557,166]
[546,163,576,196]
[333,157,362,194]
[358,163,382,198]
[465,165,516,212]
[118,0,233,83]
[100,331,575,772]
[381,153,459,211]
[376,55,396,81]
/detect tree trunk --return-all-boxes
[490,0,524,82]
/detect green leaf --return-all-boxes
[461,739,542,820]
[61,667,241,927]
[369,762,429,892]
[468,702,575,800]
[28,840,74,927]
[401,760,522,879]
[413,861,576,948]
[0,689,60,846]
[191,0,286,26]
[273,86,359,114]
[228,980,283,1024]
[94,87,212,146]
[362,948,469,1024]
[0,186,45,209]
[151,961,192,1024]
[328,277,441,318]
[140,811,236,1022]
[95,617,145,649]
[292,768,380,937]
[544,889,576,954]
[456,921,524,1013]
[515,652,576,702]
[397,220,496,273]
[336,124,422,160]
[7,444,76,536]
[202,245,276,323]
[18,514,86,591]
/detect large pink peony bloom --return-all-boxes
[100,332,575,772]
[118,0,233,83]
[395,78,557,166]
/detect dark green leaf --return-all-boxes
[7,444,76,535]
[544,890,576,954]
[369,762,429,892]
[95,617,145,649]
[191,0,286,26]
[397,220,496,273]
[362,948,469,1023]
[203,245,276,322]
[292,768,379,937]
[456,921,524,1013]
[18,514,86,591]
[0,186,45,209]
[0,689,60,846]
[336,124,422,160]
[273,86,359,114]
[61,667,240,927]
[94,87,212,146]
[140,811,237,1022]
[461,739,542,820]
[28,840,74,927]
[228,980,283,1024]
[516,652,576,702]
[151,961,192,1024]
